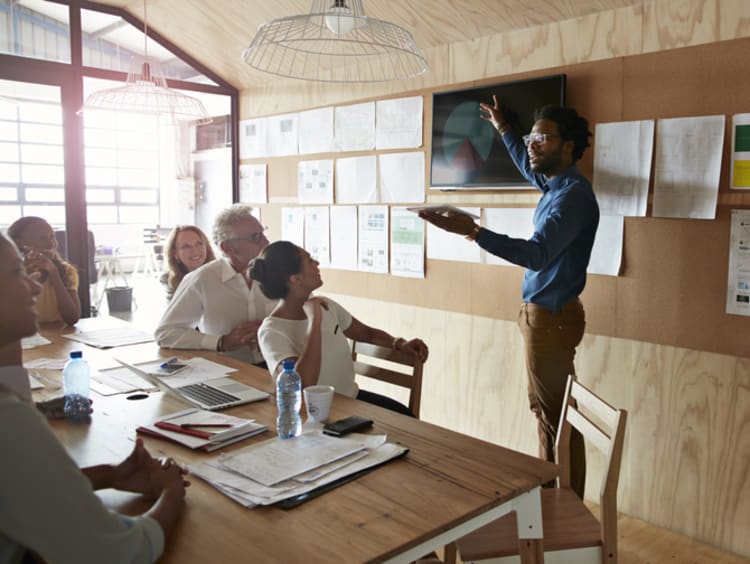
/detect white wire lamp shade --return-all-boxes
[243,0,428,83]
[80,56,212,125]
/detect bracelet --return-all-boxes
[392,337,406,350]
[465,224,481,241]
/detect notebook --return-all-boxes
[115,358,270,411]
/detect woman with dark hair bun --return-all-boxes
[249,241,428,416]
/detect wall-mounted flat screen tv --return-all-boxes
[430,74,566,189]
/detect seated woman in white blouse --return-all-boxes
[0,232,187,564]
[248,240,428,416]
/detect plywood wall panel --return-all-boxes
[642,0,721,53]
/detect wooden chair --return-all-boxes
[445,375,627,564]
[350,341,424,418]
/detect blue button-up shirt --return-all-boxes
[476,131,599,312]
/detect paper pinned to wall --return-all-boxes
[426,207,481,263]
[330,206,358,271]
[299,107,334,155]
[335,102,375,152]
[390,207,424,278]
[726,209,750,316]
[376,96,423,150]
[587,214,624,276]
[304,207,330,267]
[358,205,389,273]
[239,164,267,204]
[298,160,334,204]
[267,113,298,157]
[239,117,267,159]
[593,120,653,217]
[336,155,377,204]
[652,115,724,219]
[730,114,750,190]
[281,207,305,248]
[378,151,425,203]
[482,208,536,267]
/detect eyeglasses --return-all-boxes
[522,132,560,146]
[229,227,267,244]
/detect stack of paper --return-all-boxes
[138,408,268,452]
[189,432,408,507]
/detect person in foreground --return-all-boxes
[249,241,429,416]
[162,225,216,300]
[155,205,276,365]
[0,232,187,563]
[7,216,81,325]
[419,100,598,498]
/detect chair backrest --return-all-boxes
[350,341,424,418]
[556,375,627,563]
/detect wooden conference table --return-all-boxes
[27,318,558,564]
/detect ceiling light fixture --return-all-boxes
[79,0,211,124]
[243,0,428,83]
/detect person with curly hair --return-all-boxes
[7,216,81,325]
[162,225,216,300]
[419,102,598,499]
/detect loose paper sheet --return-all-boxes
[653,115,724,219]
[375,96,423,150]
[239,164,267,204]
[335,102,375,152]
[593,120,654,216]
[726,209,750,316]
[378,151,425,203]
[482,208,536,267]
[298,160,334,204]
[239,117,267,159]
[358,205,389,273]
[731,114,750,190]
[298,107,334,155]
[426,207,481,263]
[329,206,358,270]
[336,155,377,203]
[304,207,331,267]
[281,207,305,247]
[390,207,425,278]
[587,214,624,276]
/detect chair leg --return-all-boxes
[443,542,457,564]
[518,538,545,563]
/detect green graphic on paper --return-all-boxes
[392,217,423,245]
[735,124,750,152]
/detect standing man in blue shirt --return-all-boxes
[420,99,598,499]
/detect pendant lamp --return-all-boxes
[243,0,428,83]
[79,0,211,124]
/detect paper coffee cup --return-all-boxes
[303,385,335,422]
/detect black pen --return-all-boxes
[334,324,339,334]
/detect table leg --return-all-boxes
[514,486,545,564]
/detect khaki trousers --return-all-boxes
[518,299,586,498]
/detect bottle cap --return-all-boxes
[282,359,295,370]
[70,351,83,359]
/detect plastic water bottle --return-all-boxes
[276,359,301,439]
[63,351,90,423]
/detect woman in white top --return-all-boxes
[0,232,188,564]
[249,241,428,416]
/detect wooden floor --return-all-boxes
[616,512,749,564]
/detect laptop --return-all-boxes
[115,358,270,411]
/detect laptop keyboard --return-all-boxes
[178,383,241,407]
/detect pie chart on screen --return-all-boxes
[441,101,495,172]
